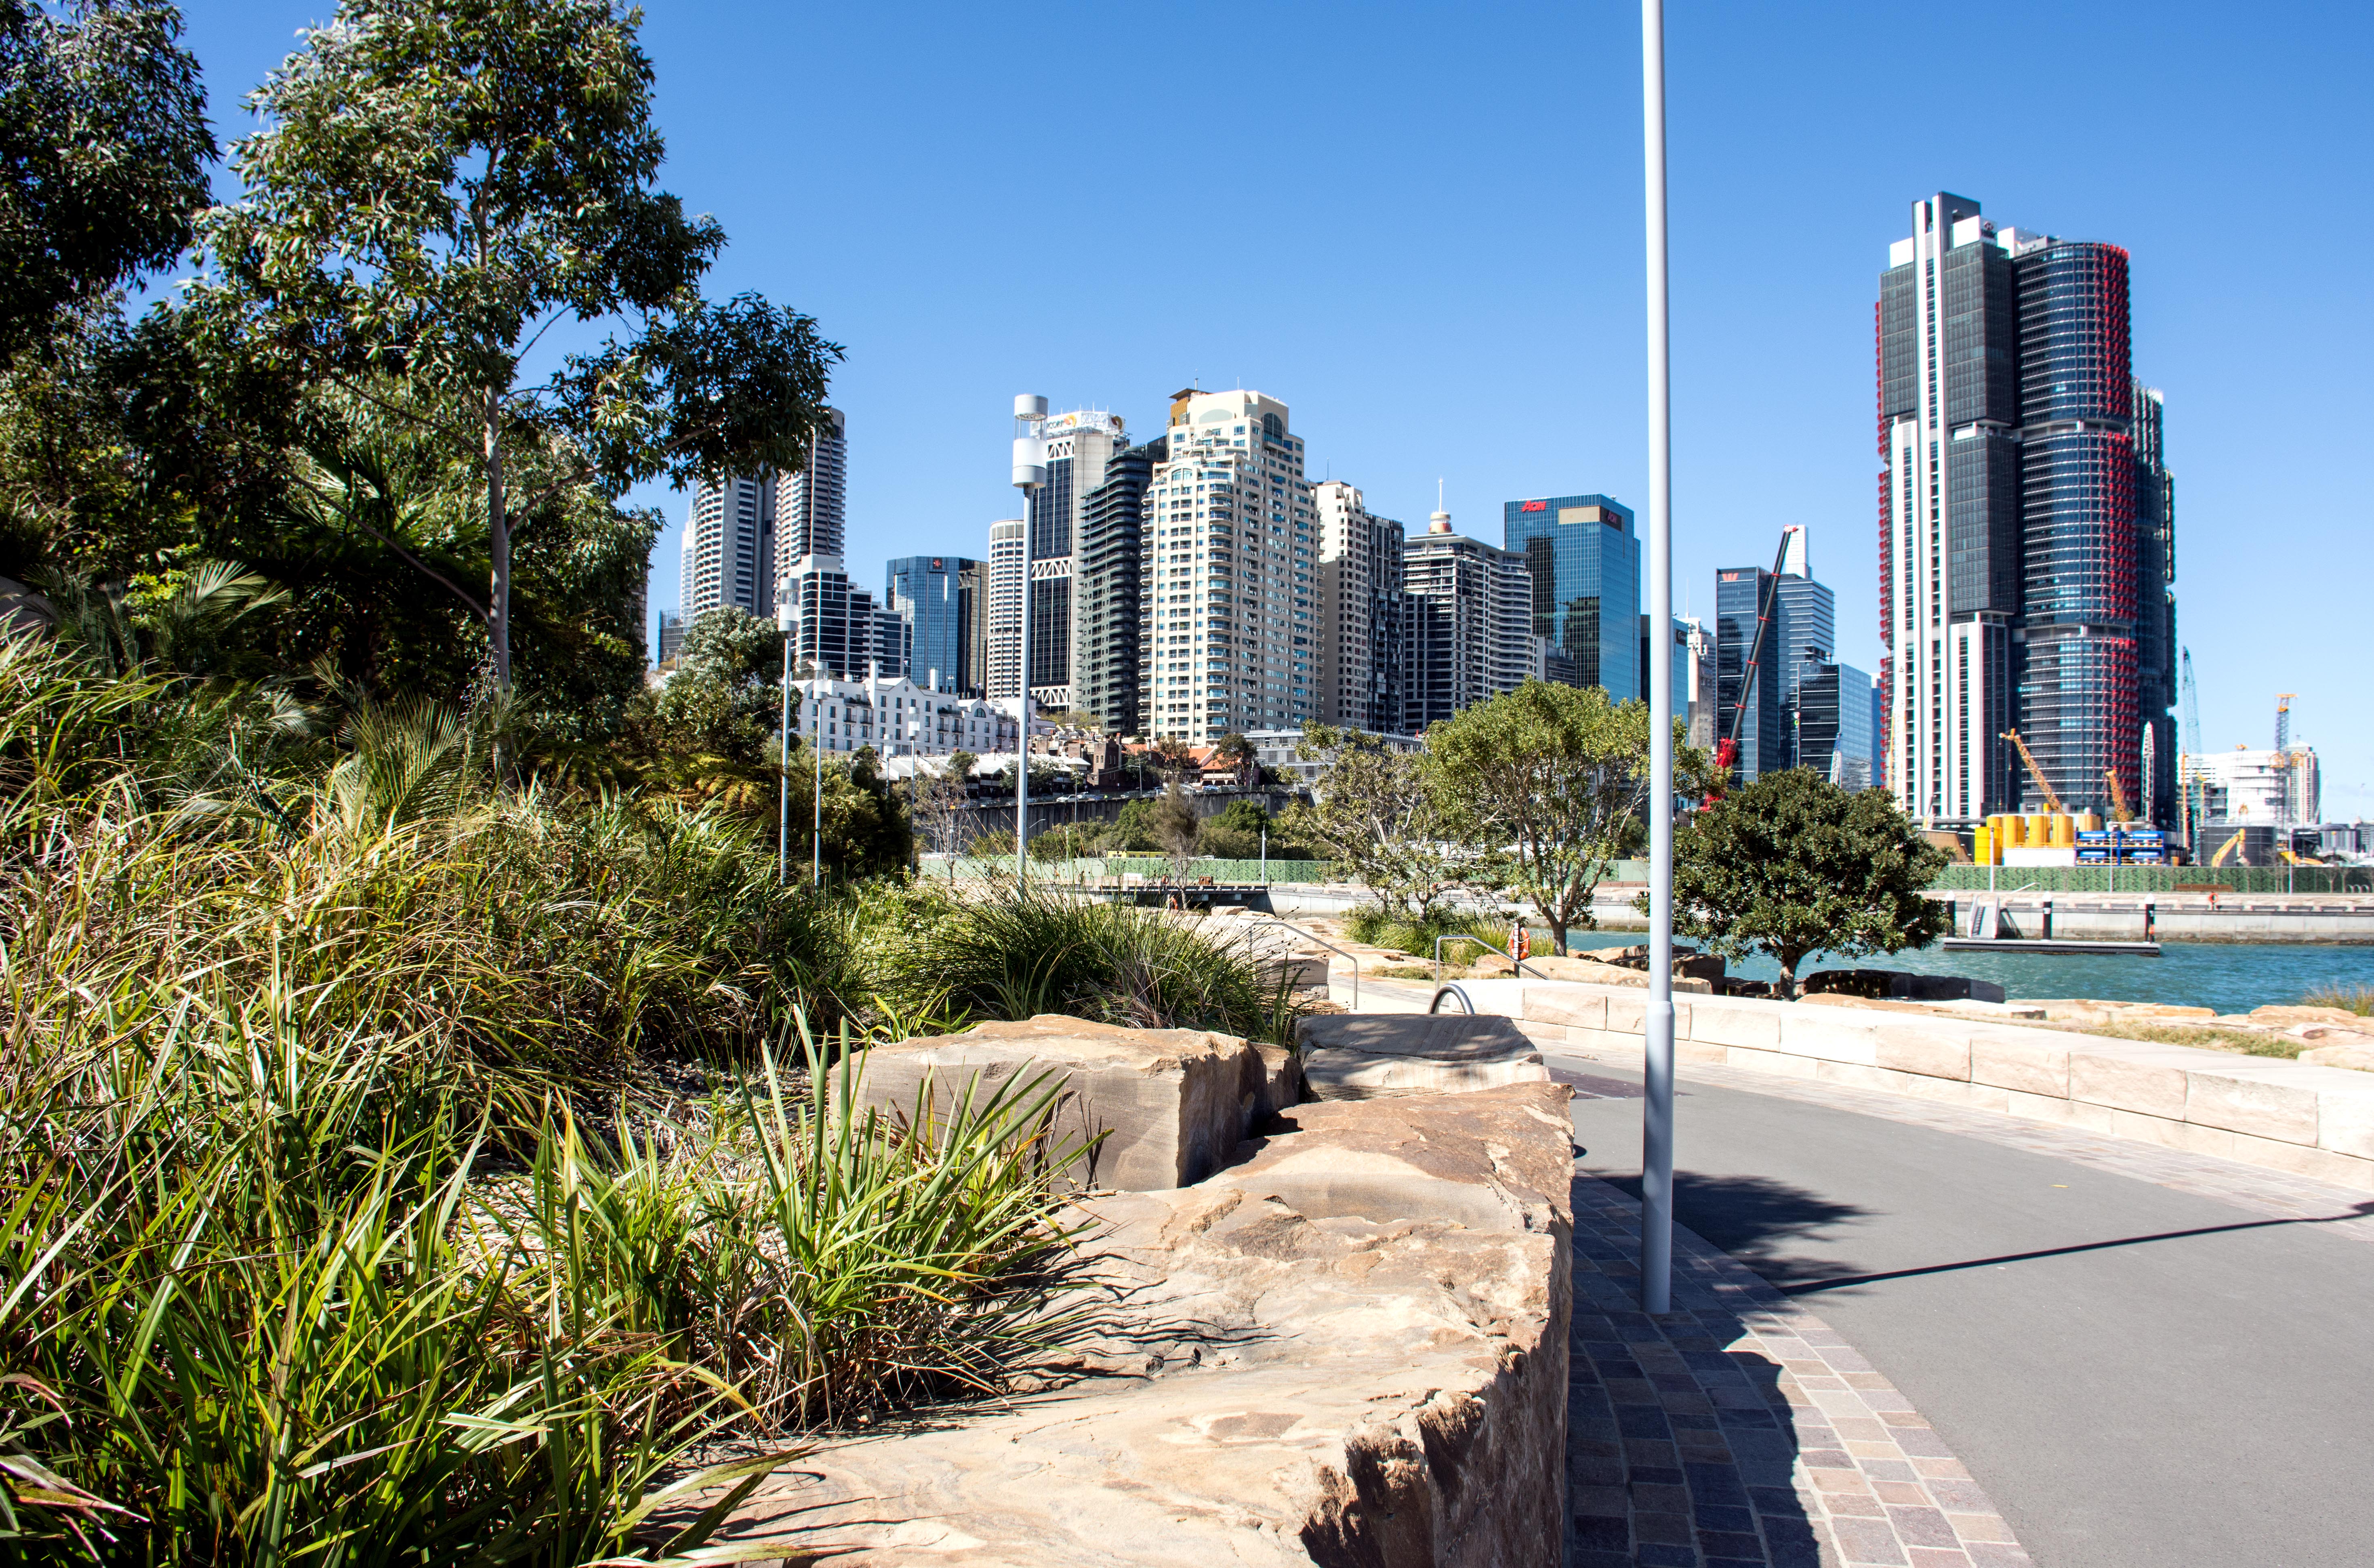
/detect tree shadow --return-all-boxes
[1596,1171,1872,1290]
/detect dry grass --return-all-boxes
[2068,1019,2306,1059]
[2304,985,2374,1017]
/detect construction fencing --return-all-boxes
[1930,864,2373,895]
[920,856,1344,885]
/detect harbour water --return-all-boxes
[1714,940,2374,1016]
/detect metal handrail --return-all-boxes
[1433,931,1547,986]
[1237,917,1363,1013]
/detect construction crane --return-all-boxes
[2001,729,2066,814]
[2105,768,2133,824]
[1710,529,1797,788]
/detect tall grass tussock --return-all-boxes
[0,637,1119,1562]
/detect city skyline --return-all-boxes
[182,1,2374,811]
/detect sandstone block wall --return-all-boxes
[717,1080,1577,1566]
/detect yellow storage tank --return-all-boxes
[1973,824,1994,865]
[1989,812,2017,851]
[2050,813,2076,847]
[2076,810,2103,833]
[2025,813,2049,847]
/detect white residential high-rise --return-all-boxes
[1311,479,1405,731]
[1140,389,1317,740]
[772,407,847,596]
[1401,507,1533,729]
[679,472,776,624]
[984,518,1025,702]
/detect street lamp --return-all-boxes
[1012,394,1048,885]
[777,590,793,885]
[1639,0,1677,1315]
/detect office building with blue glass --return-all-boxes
[885,554,983,695]
[1502,494,1640,700]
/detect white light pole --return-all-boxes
[1011,395,1049,884]
[777,592,793,885]
[1640,0,1678,1316]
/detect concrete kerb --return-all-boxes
[1428,977,2374,1192]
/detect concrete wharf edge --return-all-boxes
[1335,972,2374,1193]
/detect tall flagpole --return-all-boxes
[1640,0,1677,1315]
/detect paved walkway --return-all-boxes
[1556,1050,2374,1568]
[1566,1168,2029,1567]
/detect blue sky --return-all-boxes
[187,1,2372,813]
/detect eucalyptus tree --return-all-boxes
[0,0,212,361]
[197,0,839,691]
[1426,680,1708,955]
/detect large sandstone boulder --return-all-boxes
[713,1080,1577,1567]
[1296,1012,1549,1100]
[1505,952,1715,992]
[845,1015,1276,1192]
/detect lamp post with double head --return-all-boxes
[1011,395,1048,884]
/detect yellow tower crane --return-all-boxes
[2105,769,2134,824]
[2001,730,2066,814]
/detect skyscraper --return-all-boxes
[1075,435,1162,733]
[885,555,983,695]
[771,407,870,678]
[1020,409,1127,713]
[772,407,847,591]
[1502,493,1640,698]
[1142,390,1317,739]
[1766,526,1834,711]
[1878,192,2174,824]
[1795,662,1877,790]
[1402,507,1533,730]
[984,518,1024,702]
[1714,565,1786,781]
[1312,479,1407,731]
[679,471,776,624]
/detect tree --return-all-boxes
[1426,679,1709,955]
[1665,768,1949,998]
[0,0,212,361]
[1151,782,1199,883]
[1275,723,1475,920]
[1198,797,1278,860]
[198,0,839,691]
[907,751,973,858]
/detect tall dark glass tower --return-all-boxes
[1075,435,1162,733]
[885,555,982,695]
[1501,494,1639,698]
[1877,193,2174,824]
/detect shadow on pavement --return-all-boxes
[1777,1200,2374,1296]
[1596,1171,1873,1291]
[1569,1178,1828,1568]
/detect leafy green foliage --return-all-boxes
[0,0,213,360]
[195,0,840,688]
[0,637,1098,1556]
[1276,724,1477,920]
[1664,768,1949,997]
[1426,679,1708,954]
[899,886,1301,1044]
[1197,797,1294,860]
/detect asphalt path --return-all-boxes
[1557,1054,2374,1568]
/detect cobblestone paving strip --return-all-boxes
[1566,1173,2033,1568]
[1551,1046,2374,1244]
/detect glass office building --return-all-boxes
[885,554,982,695]
[1878,193,2174,824]
[1501,494,1640,700]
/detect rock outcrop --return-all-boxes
[715,1080,1577,1567]
[1296,1013,1550,1100]
[845,1015,1276,1192]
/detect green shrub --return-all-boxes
[1341,903,1512,965]
[899,886,1302,1043]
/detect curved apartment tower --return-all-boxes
[1877,193,2176,824]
